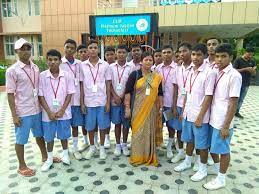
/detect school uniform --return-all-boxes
[110,62,133,128]
[39,69,75,143]
[79,59,111,131]
[6,60,43,145]
[60,57,84,127]
[172,63,192,131]
[128,59,142,71]
[209,64,242,154]
[181,62,216,150]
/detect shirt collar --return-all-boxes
[45,69,65,79]
[162,61,176,68]
[221,63,233,73]
[115,61,130,68]
[85,58,103,67]
[62,56,78,65]
[18,60,36,69]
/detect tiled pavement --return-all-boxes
[0,86,259,194]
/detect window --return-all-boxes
[37,35,43,56]
[5,36,15,56]
[30,36,34,56]
[1,0,18,17]
[28,0,40,16]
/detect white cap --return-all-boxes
[14,38,32,50]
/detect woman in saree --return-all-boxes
[124,52,163,166]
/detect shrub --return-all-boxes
[0,68,6,86]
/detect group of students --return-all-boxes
[6,37,244,190]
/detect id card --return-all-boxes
[181,88,186,95]
[52,98,60,107]
[33,89,38,97]
[145,87,150,96]
[92,85,97,93]
[74,78,79,86]
[116,83,122,91]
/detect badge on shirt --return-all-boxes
[74,78,79,86]
[145,87,150,96]
[52,98,60,108]
[92,84,98,93]
[181,88,186,95]
[33,89,38,97]
[116,83,122,91]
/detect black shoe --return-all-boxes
[235,112,244,119]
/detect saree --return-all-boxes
[129,72,162,166]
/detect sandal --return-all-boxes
[17,167,36,177]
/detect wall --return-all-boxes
[41,0,97,56]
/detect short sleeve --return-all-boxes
[67,75,76,95]
[79,63,84,82]
[233,58,240,69]
[205,70,217,96]
[229,74,242,98]
[158,82,163,96]
[125,71,137,94]
[38,73,44,96]
[5,68,17,93]
[172,69,177,84]
[105,64,112,81]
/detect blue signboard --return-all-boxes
[160,0,221,5]
[95,15,151,36]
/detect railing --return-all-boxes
[97,0,258,9]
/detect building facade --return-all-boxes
[0,0,258,61]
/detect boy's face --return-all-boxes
[88,43,99,58]
[215,52,232,69]
[131,47,142,60]
[244,52,254,60]
[191,50,205,66]
[16,45,32,61]
[105,51,116,64]
[162,48,174,63]
[64,43,76,57]
[78,48,88,62]
[179,46,191,62]
[207,39,219,55]
[47,56,61,72]
[116,49,127,62]
[154,52,162,65]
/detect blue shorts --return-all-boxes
[172,107,183,131]
[71,106,85,127]
[85,106,110,131]
[15,113,43,145]
[111,105,130,128]
[210,126,233,154]
[163,106,175,129]
[181,119,210,149]
[42,120,71,143]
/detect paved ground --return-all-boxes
[0,86,259,194]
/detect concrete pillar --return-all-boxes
[236,39,244,50]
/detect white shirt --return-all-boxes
[210,64,242,129]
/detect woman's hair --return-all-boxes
[141,51,154,61]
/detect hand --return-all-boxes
[47,111,56,120]
[80,103,87,114]
[124,107,131,119]
[13,116,21,127]
[105,102,110,113]
[114,95,122,105]
[220,128,229,140]
[194,116,203,128]
[245,67,253,73]
[55,109,65,119]
[172,107,178,119]
[179,114,183,122]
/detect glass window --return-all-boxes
[37,35,42,56]
[4,36,15,56]
[1,0,18,17]
[28,0,32,16]
[34,0,40,15]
